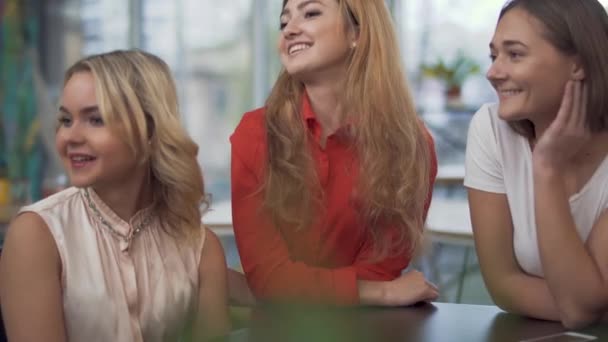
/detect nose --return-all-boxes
[486,59,507,83]
[61,122,86,145]
[282,18,301,39]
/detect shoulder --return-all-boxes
[230,107,268,171]
[2,211,61,271]
[468,104,533,163]
[469,103,500,133]
[7,212,53,241]
[464,104,513,193]
[198,227,227,278]
[20,187,81,215]
[18,187,83,240]
[231,107,267,145]
[469,103,520,143]
[201,227,224,257]
[9,189,83,266]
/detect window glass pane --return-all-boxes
[80,0,130,55]
[402,0,503,110]
[141,1,178,66]
[398,0,505,189]
[265,1,283,91]
[142,0,253,202]
[398,0,606,178]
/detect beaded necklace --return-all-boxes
[83,188,152,245]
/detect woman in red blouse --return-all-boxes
[229,0,438,306]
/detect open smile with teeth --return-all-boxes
[71,156,95,162]
[500,89,523,96]
[289,43,311,55]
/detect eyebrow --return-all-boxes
[58,105,100,115]
[489,40,529,50]
[281,0,323,17]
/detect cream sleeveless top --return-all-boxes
[20,187,206,342]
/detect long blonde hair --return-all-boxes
[64,50,208,240]
[265,0,431,257]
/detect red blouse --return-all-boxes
[230,95,437,305]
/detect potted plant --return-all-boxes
[420,51,480,108]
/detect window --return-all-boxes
[70,0,572,203]
[393,0,506,189]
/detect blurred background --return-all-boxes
[0,0,502,207]
[4,0,606,305]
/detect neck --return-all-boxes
[92,167,153,221]
[530,116,554,143]
[304,82,343,137]
[579,132,608,162]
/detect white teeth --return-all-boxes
[501,89,522,95]
[289,43,311,55]
[71,156,94,162]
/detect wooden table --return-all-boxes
[217,302,608,342]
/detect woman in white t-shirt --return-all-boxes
[465,0,608,329]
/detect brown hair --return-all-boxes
[64,50,208,241]
[264,0,432,257]
[499,0,608,137]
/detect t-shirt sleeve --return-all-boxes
[464,104,506,194]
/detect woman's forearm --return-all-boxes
[534,165,607,327]
[490,271,561,322]
[357,280,388,305]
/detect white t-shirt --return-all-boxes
[464,103,608,277]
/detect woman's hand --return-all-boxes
[358,270,438,306]
[382,270,439,306]
[532,80,591,171]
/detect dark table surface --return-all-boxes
[219,302,608,342]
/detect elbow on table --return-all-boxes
[559,309,599,330]
[486,287,519,315]
[492,296,519,316]
[558,289,608,329]
[558,301,606,330]
[492,292,602,328]
[487,288,544,320]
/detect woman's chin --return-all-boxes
[497,106,529,122]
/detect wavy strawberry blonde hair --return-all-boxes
[64,50,208,241]
[264,0,432,257]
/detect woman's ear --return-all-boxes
[145,113,155,139]
[347,28,359,49]
[571,58,585,81]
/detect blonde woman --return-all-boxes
[230,0,438,306]
[0,50,229,341]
